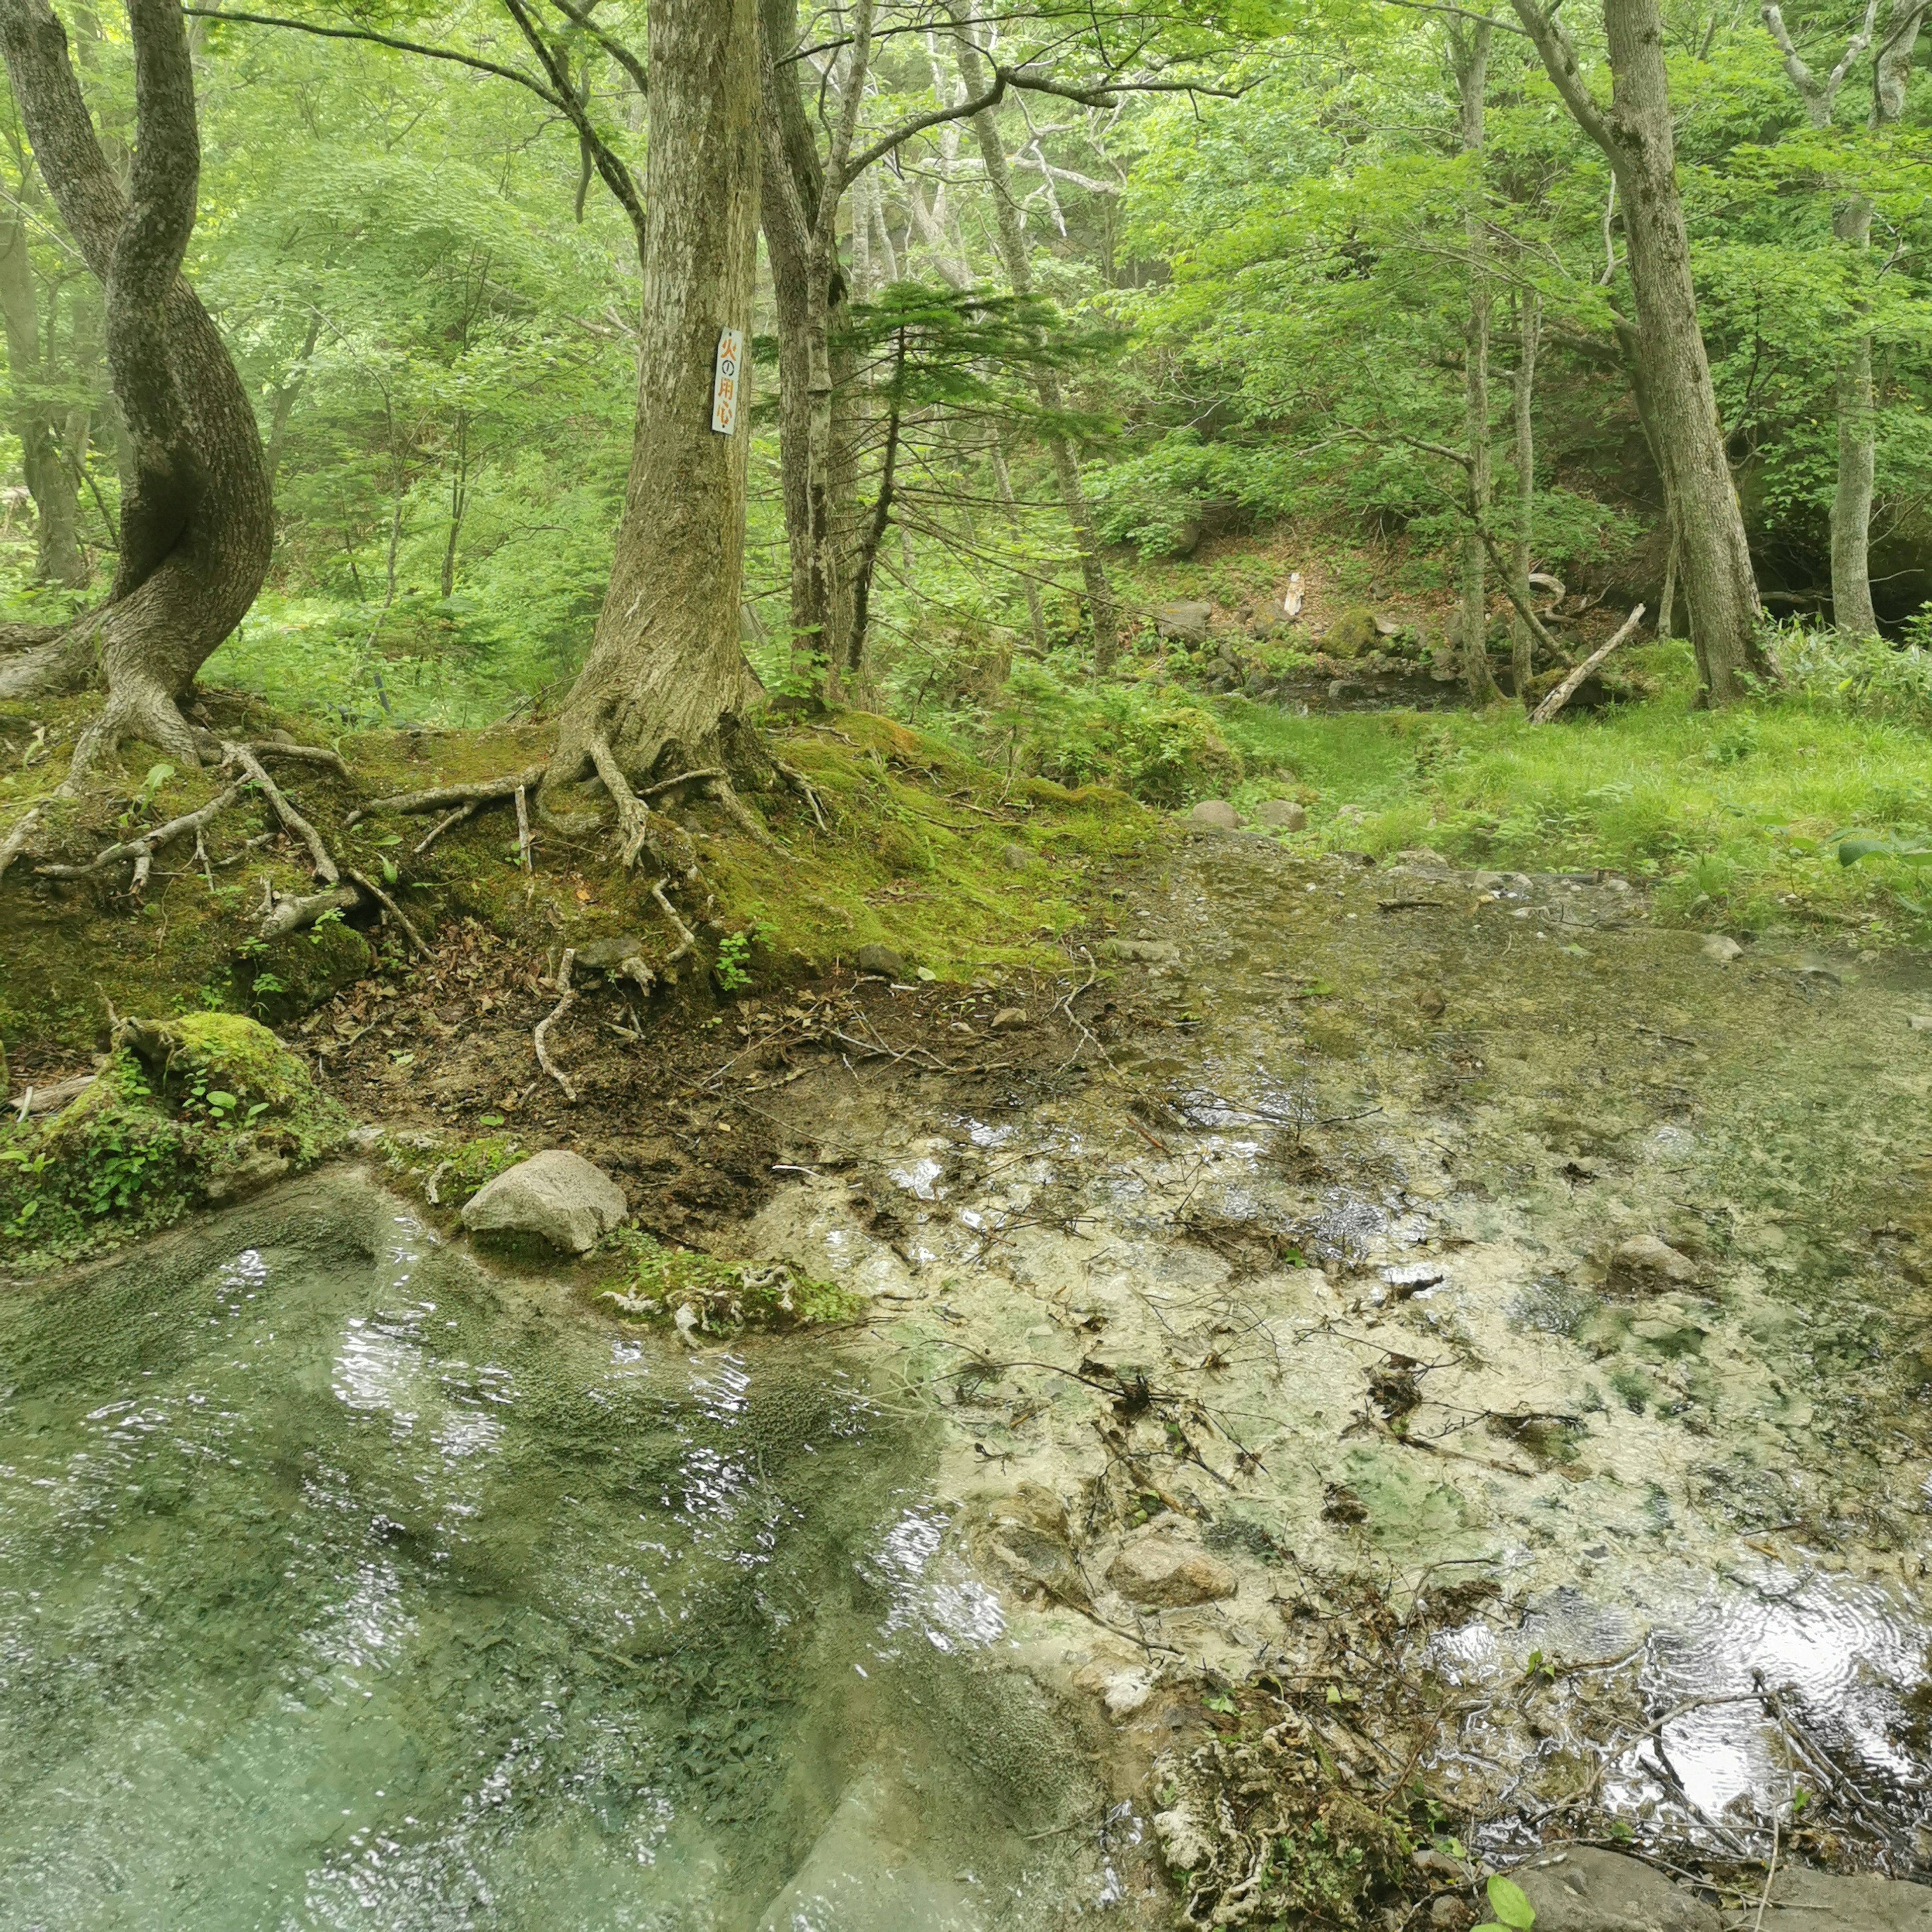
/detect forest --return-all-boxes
[7,3,1932,1930]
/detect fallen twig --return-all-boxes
[1529,605,1646,725]
[534,946,578,1101]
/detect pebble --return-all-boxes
[1702,933,1744,962]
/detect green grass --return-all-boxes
[1209,641,1932,939]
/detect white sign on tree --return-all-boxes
[711,328,745,435]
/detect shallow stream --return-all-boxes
[11,828,1932,1925]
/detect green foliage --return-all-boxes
[1475,1872,1537,1931]
[0,1016,349,1268]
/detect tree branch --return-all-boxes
[542,0,647,100]
[1508,0,1617,160]
[181,8,567,107]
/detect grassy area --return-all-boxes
[1209,640,1932,938]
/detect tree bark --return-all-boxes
[758,0,856,681]
[545,0,762,796]
[945,2,1119,671]
[0,0,274,776]
[0,200,87,586]
[1513,0,1764,702]
[1511,287,1539,703]
[1448,20,1500,700]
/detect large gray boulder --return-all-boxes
[1187,799,1241,829]
[1733,1868,1932,1929]
[1516,1849,1717,1931]
[1154,600,1212,641]
[1254,798,1307,830]
[460,1149,627,1255]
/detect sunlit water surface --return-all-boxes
[0,1180,1096,1930]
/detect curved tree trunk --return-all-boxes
[0,0,273,776]
[1515,0,1763,702]
[545,0,762,799]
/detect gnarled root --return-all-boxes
[36,781,247,891]
[533,947,579,1100]
[0,806,45,884]
[344,867,429,958]
[769,753,828,831]
[587,733,697,876]
[648,875,697,970]
[352,764,547,821]
[223,742,338,882]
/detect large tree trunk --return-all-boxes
[1449,20,1499,701]
[946,3,1119,671]
[545,0,762,797]
[0,0,273,776]
[1515,0,1763,702]
[0,202,87,587]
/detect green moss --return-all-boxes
[377,1133,526,1215]
[0,1015,350,1269]
[239,919,375,1024]
[591,1229,861,1336]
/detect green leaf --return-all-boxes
[479,1113,504,1126]
[1835,835,1893,865]
[1486,1874,1536,1927]
[207,1090,237,1109]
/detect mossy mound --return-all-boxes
[0,1013,351,1270]
[591,1229,861,1337]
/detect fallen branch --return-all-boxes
[36,782,246,888]
[514,784,532,871]
[224,742,338,882]
[533,946,578,1100]
[1529,605,1645,725]
[344,866,429,957]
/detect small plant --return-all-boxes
[1475,1873,1535,1930]
[715,929,754,991]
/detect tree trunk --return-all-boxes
[991,435,1049,654]
[264,305,320,488]
[1511,288,1539,703]
[946,3,1119,671]
[545,0,762,795]
[0,0,274,777]
[758,0,856,681]
[1450,20,1499,701]
[0,198,87,586]
[440,406,468,599]
[1514,0,1763,702]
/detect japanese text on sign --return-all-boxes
[711,328,745,434]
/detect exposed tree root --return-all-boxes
[224,742,338,883]
[352,765,548,820]
[533,946,579,1100]
[344,866,429,958]
[260,883,360,941]
[36,781,247,890]
[588,732,697,876]
[0,806,44,883]
[770,753,829,831]
[648,875,697,969]
[239,740,350,777]
[412,802,478,855]
[514,784,533,871]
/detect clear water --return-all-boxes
[0,1176,1096,1931]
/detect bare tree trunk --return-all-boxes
[1450,19,1500,701]
[0,0,274,778]
[545,0,762,795]
[759,0,857,681]
[945,3,1119,671]
[1511,288,1539,703]
[440,406,467,599]
[991,435,1049,654]
[264,305,319,487]
[0,198,86,586]
[1514,0,1763,702]
[1658,519,1679,638]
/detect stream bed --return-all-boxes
[10,826,1932,1927]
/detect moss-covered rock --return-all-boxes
[1322,606,1380,659]
[590,1229,861,1336]
[0,1014,351,1269]
[238,918,375,1024]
